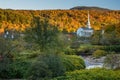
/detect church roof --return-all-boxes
[80,27,93,30]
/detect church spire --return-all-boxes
[87,11,91,29]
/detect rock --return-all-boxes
[81,56,105,69]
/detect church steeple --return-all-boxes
[87,11,91,29]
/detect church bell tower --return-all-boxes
[87,11,91,29]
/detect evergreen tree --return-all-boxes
[24,17,60,52]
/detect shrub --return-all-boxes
[0,57,11,79]
[25,53,85,80]
[0,53,13,78]
[25,61,52,80]
[62,55,85,71]
[79,46,92,53]
[9,60,30,78]
[93,50,107,58]
[27,51,40,58]
[53,68,120,80]
[75,45,96,55]
[0,58,30,79]
[0,38,13,78]
[103,45,120,53]
[64,48,75,55]
[25,53,66,80]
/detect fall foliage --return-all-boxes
[0,8,120,33]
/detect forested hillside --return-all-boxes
[0,7,120,33]
[70,6,110,10]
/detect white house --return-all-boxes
[77,12,93,37]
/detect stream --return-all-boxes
[81,56,105,69]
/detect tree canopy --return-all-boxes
[0,9,120,33]
[24,17,60,51]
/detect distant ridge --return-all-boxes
[70,6,110,11]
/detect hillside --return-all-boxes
[70,6,110,11]
[0,7,120,33]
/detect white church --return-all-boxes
[77,12,93,37]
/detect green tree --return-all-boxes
[102,24,120,45]
[91,24,120,45]
[91,30,102,45]
[0,31,27,78]
[0,37,13,78]
[24,17,60,52]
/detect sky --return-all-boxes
[0,0,120,10]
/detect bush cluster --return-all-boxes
[25,53,66,80]
[25,53,85,80]
[0,59,30,79]
[53,68,120,80]
[64,48,76,55]
[62,55,85,71]
[93,49,107,58]
[74,45,96,55]
[103,45,120,53]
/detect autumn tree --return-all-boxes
[0,9,120,33]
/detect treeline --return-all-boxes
[0,8,120,33]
